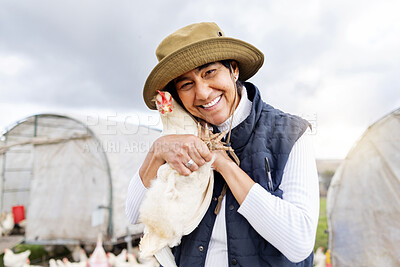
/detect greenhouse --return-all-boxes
[0,113,160,245]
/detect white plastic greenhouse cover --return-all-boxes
[0,113,161,244]
[327,108,400,266]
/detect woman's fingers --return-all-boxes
[185,151,202,172]
[183,157,199,172]
[156,134,212,176]
[168,158,193,176]
[195,141,213,163]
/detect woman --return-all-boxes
[126,22,319,266]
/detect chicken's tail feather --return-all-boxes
[139,232,164,259]
[154,247,178,267]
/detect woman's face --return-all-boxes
[174,61,240,125]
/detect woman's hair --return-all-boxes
[166,60,244,109]
[220,60,244,97]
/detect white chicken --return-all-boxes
[49,259,58,267]
[71,245,87,263]
[313,247,326,267]
[138,91,215,267]
[56,259,65,267]
[3,248,31,267]
[1,212,15,236]
[106,249,126,267]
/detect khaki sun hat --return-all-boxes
[143,22,264,110]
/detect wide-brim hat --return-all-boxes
[143,22,264,110]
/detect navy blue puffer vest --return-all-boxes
[171,83,313,267]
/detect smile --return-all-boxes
[202,96,222,109]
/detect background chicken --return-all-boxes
[1,212,15,236]
[70,246,87,263]
[3,248,31,267]
[313,247,326,267]
[138,91,215,267]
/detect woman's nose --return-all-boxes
[194,81,212,100]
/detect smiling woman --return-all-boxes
[173,61,240,125]
[126,22,319,267]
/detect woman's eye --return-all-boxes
[205,69,216,76]
[179,82,192,90]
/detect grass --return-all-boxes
[314,197,329,251]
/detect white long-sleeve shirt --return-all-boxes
[125,86,319,264]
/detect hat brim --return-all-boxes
[143,37,264,110]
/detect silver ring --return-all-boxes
[185,159,194,168]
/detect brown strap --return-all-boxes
[214,184,228,215]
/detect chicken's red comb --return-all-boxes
[155,90,173,114]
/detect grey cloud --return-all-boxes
[1,0,399,122]
[1,0,332,111]
[0,0,178,110]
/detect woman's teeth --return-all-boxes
[202,96,221,108]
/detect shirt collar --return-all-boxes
[216,85,252,133]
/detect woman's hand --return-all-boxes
[211,149,234,173]
[139,134,212,187]
[156,134,213,175]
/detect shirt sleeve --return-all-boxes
[125,169,148,224]
[237,132,320,262]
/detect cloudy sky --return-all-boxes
[1,0,399,159]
